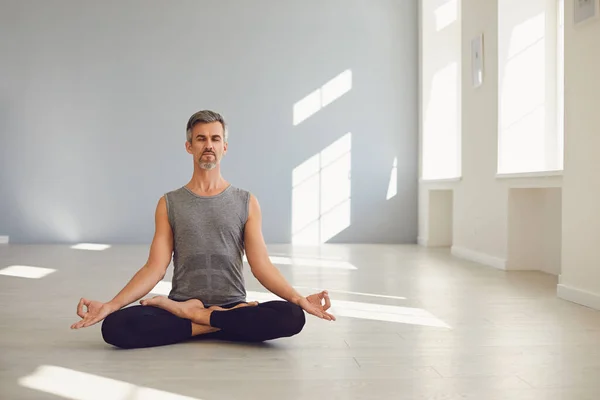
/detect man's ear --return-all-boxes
[185,140,193,154]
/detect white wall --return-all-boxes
[0,0,419,245]
[558,0,600,309]
[507,188,561,274]
[428,190,453,247]
[419,0,563,272]
[541,189,562,275]
[420,0,600,310]
[452,0,508,268]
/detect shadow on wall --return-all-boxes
[0,0,418,245]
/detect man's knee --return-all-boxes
[281,303,305,337]
[101,305,192,349]
[101,310,132,349]
[101,306,146,349]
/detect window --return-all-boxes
[497,0,564,175]
[421,0,462,180]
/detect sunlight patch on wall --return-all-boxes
[19,365,202,400]
[292,133,351,245]
[387,157,398,200]
[293,69,352,125]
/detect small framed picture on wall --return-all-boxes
[574,0,599,26]
[471,33,484,88]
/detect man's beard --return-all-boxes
[198,152,217,170]
[199,161,217,170]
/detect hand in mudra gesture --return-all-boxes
[71,298,117,329]
[297,290,336,321]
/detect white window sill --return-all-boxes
[496,170,563,179]
[419,177,462,184]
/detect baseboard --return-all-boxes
[451,246,507,270]
[557,283,600,311]
[0,236,8,244]
[417,236,428,246]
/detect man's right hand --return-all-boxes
[71,298,118,329]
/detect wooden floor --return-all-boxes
[1,243,600,400]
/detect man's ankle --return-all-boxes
[191,323,220,336]
[189,308,213,326]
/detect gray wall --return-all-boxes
[0,0,418,245]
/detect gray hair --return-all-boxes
[186,110,228,142]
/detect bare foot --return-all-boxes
[140,296,205,320]
[208,301,259,311]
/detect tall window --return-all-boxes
[421,0,462,180]
[497,0,564,174]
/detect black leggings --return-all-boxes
[100,300,306,349]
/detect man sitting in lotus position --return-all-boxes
[70,110,335,349]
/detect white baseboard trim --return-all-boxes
[451,246,507,270]
[557,283,600,311]
[417,237,428,246]
[0,236,8,244]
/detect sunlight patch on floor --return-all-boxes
[147,283,449,329]
[243,254,357,270]
[19,365,202,400]
[0,265,56,279]
[70,243,111,251]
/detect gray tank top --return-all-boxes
[164,184,250,307]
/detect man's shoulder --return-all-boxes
[227,185,253,202]
[228,184,250,194]
[163,186,187,198]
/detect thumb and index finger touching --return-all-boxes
[72,298,90,329]
[321,290,331,311]
[312,290,335,321]
[76,297,90,318]
[315,290,332,311]
[72,298,106,329]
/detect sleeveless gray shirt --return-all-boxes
[164,185,250,307]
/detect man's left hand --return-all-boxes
[296,290,336,321]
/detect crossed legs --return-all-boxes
[100,296,306,349]
[139,296,257,328]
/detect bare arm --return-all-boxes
[244,194,335,321]
[71,196,173,329]
[244,194,303,304]
[106,196,173,310]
